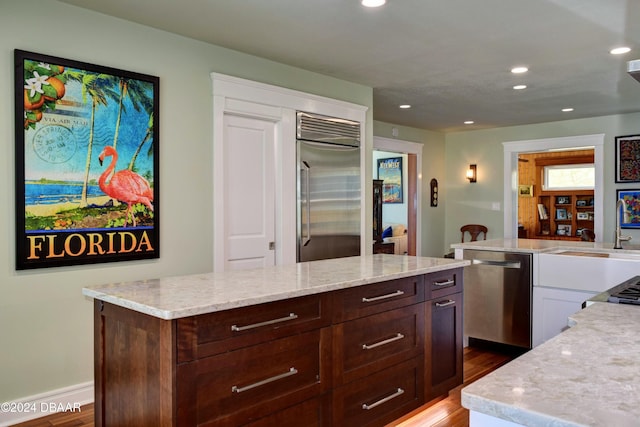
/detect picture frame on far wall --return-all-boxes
[615,134,640,183]
[15,50,160,269]
[616,189,640,229]
[377,157,403,203]
[518,184,533,197]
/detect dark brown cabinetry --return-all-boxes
[94,269,464,426]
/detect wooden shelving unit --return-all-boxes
[536,191,594,240]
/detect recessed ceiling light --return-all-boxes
[610,46,631,55]
[464,121,474,125]
[513,85,527,90]
[511,66,528,74]
[361,0,386,7]
[562,108,574,112]
[399,104,411,109]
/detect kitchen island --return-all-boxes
[461,301,640,427]
[83,254,469,426]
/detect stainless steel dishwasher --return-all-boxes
[463,249,532,348]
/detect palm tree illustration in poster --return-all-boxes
[16,50,159,269]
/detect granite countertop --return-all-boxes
[451,238,640,255]
[82,254,469,320]
[462,302,640,427]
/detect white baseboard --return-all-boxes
[0,381,94,427]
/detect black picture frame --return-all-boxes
[615,134,640,183]
[15,50,160,269]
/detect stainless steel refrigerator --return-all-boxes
[297,111,361,262]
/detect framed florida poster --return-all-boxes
[377,157,403,203]
[15,50,159,269]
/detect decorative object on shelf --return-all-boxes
[14,50,160,270]
[537,203,549,220]
[616,189,640,229]
[430,178,438,207]
[556,208,568,220]
[518,185,533,197]
[615,134,640,183]
[556,196,570,205]
[556,224,572,236]
[377,157,403,203]
[466,164,477,183]
[576,212,590,220]
[576,200,587,207]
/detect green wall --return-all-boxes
[373,121,447,257]
[444,113,640,253]
[0,0,372,403]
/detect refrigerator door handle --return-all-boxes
[302,161,311,247]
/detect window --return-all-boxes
[543,164,595,190]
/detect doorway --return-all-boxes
[373,136,423,255]
[503,134,604,241]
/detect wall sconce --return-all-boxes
[466,164,477,183]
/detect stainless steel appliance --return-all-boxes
[463,250,533,348]
[607,276,640,304]
[296,111,361,262]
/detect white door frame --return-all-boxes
[212,73,368,271]
[373,136,423,256]
[503,134,604,241]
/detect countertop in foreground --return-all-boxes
[461,302,640,427]
[82,254,468,320]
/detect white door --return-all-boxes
[223,114,276,270]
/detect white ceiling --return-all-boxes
[57,0,640,132]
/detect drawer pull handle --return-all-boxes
[435,300,455,308]
[231,313,298,332]
[362,290,404,303]
[231,367,298,393]
[362,333,405,350]
[362,388,405,410]
[433,279,454,287]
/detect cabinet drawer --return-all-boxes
[177,293,331,362]
[426,268,463,300]
[333,357,424,427]
[334,304,424,385]
[176,329,331,426]
[242,395,331,427]
[333,276,424,323]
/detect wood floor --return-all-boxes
[13,344,517,427]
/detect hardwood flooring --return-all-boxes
[12,344,517,427]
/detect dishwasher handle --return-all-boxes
[472,259,521,269]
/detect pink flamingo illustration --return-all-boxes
[98,146,154,227]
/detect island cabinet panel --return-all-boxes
[177,294,332,362]
[333,303,425,385]
[332,357,424,427]
[332,275,424,323]
[427,288,463,400]
[94,301,176,427]
[176,328,332,426]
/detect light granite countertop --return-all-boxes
[461,302,640,427]
[451,238,640,255]
[82,254,469,320]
